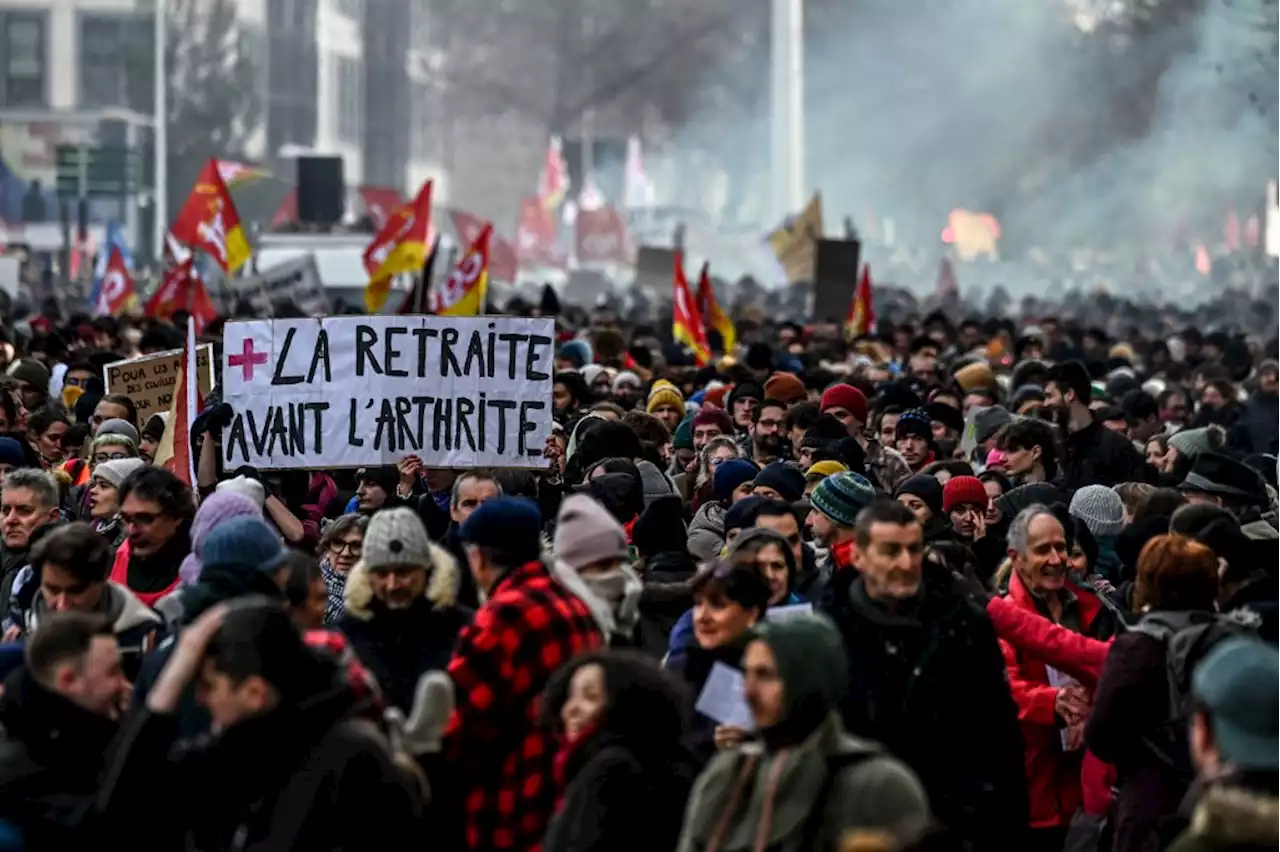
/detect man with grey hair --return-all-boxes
[438,471,503,608]
[0,469,62,626]
[1001,503,1118,848]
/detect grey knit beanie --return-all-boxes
[1168,426,1224,462]
[1069,485,1126,539]
[364,507,433,572]
[94,458,147,489]
[554,494,628,571]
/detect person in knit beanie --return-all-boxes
[8,359,49,410]
[942,476,989,542]
[820,384,869,434]
[1166,425,1227,468]
[177,491,264,587]
[647,380,685,432]
[552,494,643,644]
[215,475,267,509]
[688,459,759,561]
[895,409,935,473]
[87,458,147,546]
[0,437,26,475]
[1068,484,1126,578]
[808,472,876,569]
[611,371,643,410]
[895,474,945,526]
[763,372,807,405]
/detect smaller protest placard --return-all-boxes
[235,254,330,316]
[104,345,214,422]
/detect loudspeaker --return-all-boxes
[296,156,345,225]
[812,238,861,324]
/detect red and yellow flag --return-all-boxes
[695,261,735,354]
[846,264,875,342]
[673,252,711,367]
[170,158,251,273]
[432,223,491,317]
[364,180,433,313]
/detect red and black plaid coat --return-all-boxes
[445,560,603,851]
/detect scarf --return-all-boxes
[552,559,643,641]
[321,556,348,625]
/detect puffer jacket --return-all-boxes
[687,502,726,562]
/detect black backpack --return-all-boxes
[1128,610,1254,775]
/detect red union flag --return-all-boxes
[449,208,518,282]
[516,197,565,268]
[359,185,405,229]
[575,205,631,264]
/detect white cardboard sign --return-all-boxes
[221,316,555,470]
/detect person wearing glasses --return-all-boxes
[107,468,194,608]
[318,514,367,625]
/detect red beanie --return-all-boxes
[703,386,730,410]
[820,384,868,425]
[693,407,734,434]
[943,476,990,513]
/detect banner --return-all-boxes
[236,254,331,316]
[104,345,214,422]
[221,316,555,470]
[768,192,823,284]
[575,205,631,265]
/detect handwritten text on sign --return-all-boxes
[221,316,555,470]
[104,346,214,423]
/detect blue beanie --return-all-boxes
[461,496,543,563]
[0,438,23,469]
[558,340,592,369]
[202,516,287,574]
[714,459,760,502]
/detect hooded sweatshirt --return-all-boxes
[676,615,930,852]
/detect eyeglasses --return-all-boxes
[121,511,164,528]
[330,539,362,556]
[94,452,130,465]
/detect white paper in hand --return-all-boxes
[767,602,814,621]
[1046,666,1080,751]
[695,662,755,730]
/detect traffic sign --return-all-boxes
[55,145,137,199]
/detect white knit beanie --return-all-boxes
[1069,485,1126,539]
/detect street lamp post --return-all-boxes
[770,0,805,222]
[153,0,168,258]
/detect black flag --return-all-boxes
[397,235,442,315]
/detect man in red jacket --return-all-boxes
[1001,504,1118,852]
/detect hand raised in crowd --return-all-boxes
[397,454,423,491]
[147,603,230,715]
[713,725,749,751]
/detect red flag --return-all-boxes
[673,251,711,366]
[165,317,201,488]
[516,197,565,267]
[538,136,569,211]
[450,209,518,281]
[272,190,297,228]
[574,205,632,264]
[170,158,251,272]
[359,185,405,229]
[96,246,136,317]
[846,265,875,341]
[145,260,217,335]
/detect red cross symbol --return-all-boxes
[228,337,268,381]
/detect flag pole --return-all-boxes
[152,0,168,260]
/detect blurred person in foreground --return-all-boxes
[97,600,422,852]
[677,615,930,852]
[0,613,131,847]
[1166,638,1278,852]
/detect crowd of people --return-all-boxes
[0,300,1272,852]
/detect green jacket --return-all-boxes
[676,713,929,852]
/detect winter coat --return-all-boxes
[1085,608,1224,852]
[793,544,829,603]
[339,540,470,713]
[1234,394,1278,456]
[26,581,164,679]
[634,550,698,657]
[986,596,1115,817]
[823,562,1029,851]
[1001,570,1116,830]
[1166,785,1279,852]
[1058,418,1158,494]
[0,543,29,626]
[543,687,698,852]
[866,441,912,494]
[0,666,119,848]
[687,502,726,562]
[443,560,603,851]
[663,638,750,768]
[97,684,421,852]
[108,522,192,608]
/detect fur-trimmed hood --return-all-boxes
[342,540,459,620]
[1181,785,1279,848]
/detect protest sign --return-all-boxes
[235,254,331,316]
[221,316,555,470]
[104,345,214,423]
[768,191,823,284]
